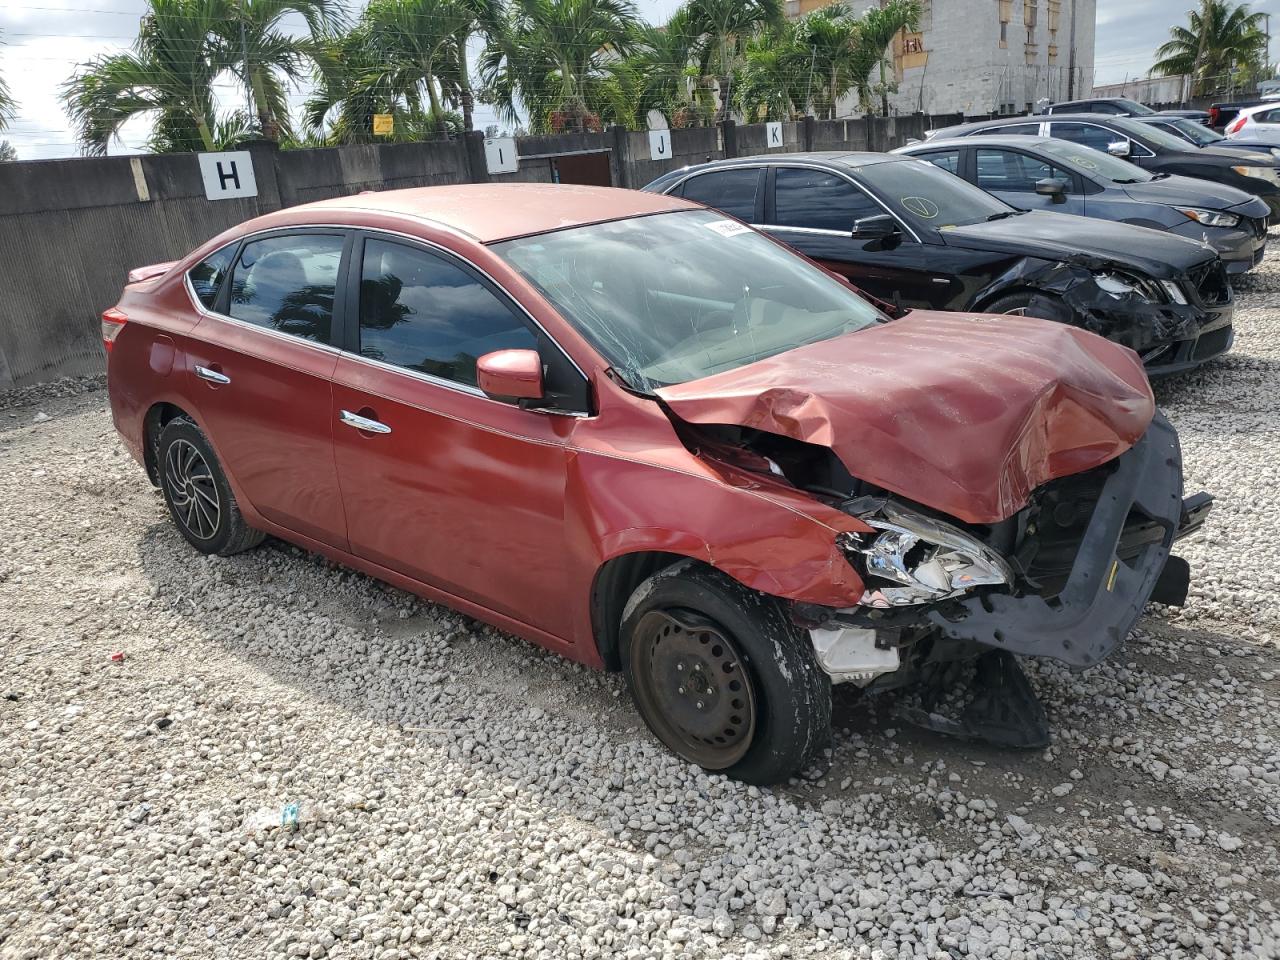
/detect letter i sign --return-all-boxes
[198,151,258,200]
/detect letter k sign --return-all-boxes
[198,151,259,200]
[766,122,783,148]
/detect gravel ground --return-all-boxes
[2,260,1280,960]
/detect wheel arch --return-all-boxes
[142,401,195,486]
[589,550,689,671]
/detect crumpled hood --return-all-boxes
[941,211,1215,278]
[656,311,1155,525]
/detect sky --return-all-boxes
[0,0,1275,162]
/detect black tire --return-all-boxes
[983,290,1075,324]
[156,416,264,556]
[619,560,831,785]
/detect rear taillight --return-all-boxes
[101,308,127,353]
[1209,106,1220,126]
[1228,115,1248,135]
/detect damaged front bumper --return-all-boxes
[923,414,1207,670]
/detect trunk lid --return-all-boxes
[656,311,1155,525]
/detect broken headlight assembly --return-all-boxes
[837,500,1014,608]
[1092,271,1167,303]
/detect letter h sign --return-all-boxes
[198,151,259,200]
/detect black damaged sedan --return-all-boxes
[642,153,1234,376]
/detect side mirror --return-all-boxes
[1106,140,1131,157]
[851,214,899,239]
[1035,177,1069,203]
[477,349,544,402]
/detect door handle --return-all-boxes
[194,365,230,385]
[339,409,392,435]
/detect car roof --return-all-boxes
[1049,97,1127,108]
[293,183,696,243]
[907,135,1060,150]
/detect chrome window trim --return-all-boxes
[660,160,923,243]
[182,221,593,415]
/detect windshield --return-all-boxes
[1110,115,1191,151]
[1114,98,1156,115]
[1166,117,1223,144]
[1036,138,1155,182]
[494,209,883,393]
[855,158,1013,229]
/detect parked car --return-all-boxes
[1208,95,1280,131]
[1223,102,1280,144]
[105,184,1211,783]
[895,135,1270,274]
[1131,114,1280,158]
[643,153,1235,374]
[1041,96,1210,124]
[930,113,1280,220]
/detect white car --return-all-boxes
[1225,102,1280,143]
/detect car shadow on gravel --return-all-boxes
[133,515,1279,898]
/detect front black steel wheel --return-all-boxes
[627,609,758,769]
[620,561,831,785]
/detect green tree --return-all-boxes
[0,139,17,161]
[220,0,343,142]
[852,0,920,116]
[61,0,232,154]
[735,19,809,121]
[1152,0,1268,95]
[685,0,783,122]
[306,0,492,142]
[595,11,705,128]
[480,0,642,133]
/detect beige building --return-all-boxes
[785,0,1097,117]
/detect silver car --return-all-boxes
[895,135,1270,275]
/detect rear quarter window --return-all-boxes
[187,244,237,309]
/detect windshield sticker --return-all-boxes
[705,219,753,238]
[902,196,940,219]
[1070,155,1098,169]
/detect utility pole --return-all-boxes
[1066,0,1077,99]
[240,3,252,124]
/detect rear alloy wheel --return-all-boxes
[156,416,265,556]
[620,561,831,784]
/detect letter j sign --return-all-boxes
[198,151,258,200]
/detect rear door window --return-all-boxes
[773,167,881,231]
[679,169,763,221]
[975,123,1040,136]
[917,149,961,174]
[358,238,537,387]
[1048,122,1118,152]
[228,234,345,344]
[188,244,236,309]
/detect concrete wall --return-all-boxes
[0,117,958,389]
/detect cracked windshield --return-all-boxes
[495,209,882,392]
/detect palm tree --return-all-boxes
[62,0,231,154]
[1152,0,1268,95]
[480,0,642,133]
[791,3,861,120]
[219,0,344,142]
[685,0,783,122]
[736,19,808,121]
[852,0,920,116]
[306,0,489,141]
[0,30,17,134]
[596,12,704,128]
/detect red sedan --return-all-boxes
[105,184,1209,783]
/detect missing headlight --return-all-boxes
[838,499,1013,608]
